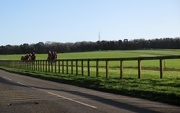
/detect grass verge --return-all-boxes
[0,66,180,106]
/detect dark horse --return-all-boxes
[47,51,57,64]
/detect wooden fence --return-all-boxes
[0,55,180,79]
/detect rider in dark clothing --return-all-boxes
[48,51,52,61]
[31,52,36,61]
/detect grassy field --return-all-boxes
[0,49,180,79]
[0,49,180,105]
[1,49,180,60]
[0,49,179,71]
[0,49,180,67]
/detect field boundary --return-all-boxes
[0,55,180,79]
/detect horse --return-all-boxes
[21,53,36,62]
[47,51,57,64]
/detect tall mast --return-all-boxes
[99,31,101,41]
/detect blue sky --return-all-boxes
[0,0,180,46]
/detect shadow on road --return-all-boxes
[0,77,28,89]
[30,85,161,113]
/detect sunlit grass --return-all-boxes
[0,65,180,105]
[0,49,180,105]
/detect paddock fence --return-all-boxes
[0,55,180,79]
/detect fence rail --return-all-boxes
[0,55,180,79]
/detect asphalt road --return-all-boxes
[0,70,179,113]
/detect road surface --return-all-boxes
[0,69,179,113]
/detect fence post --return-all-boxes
[81,60,84,76]
[106,60,109,78]
[43,60,45,72]
[87,59,90,76]
[51,62,53,73]
[40,61,42,71]
[38,61,40,71]
[32,61,34,70]
[39,61,41,71]
[160,58,164,79]
[62,60,64,74]
[138,59,141,79]
[38,60,40,71]
[32,61,34,71]
[120,60,123,79]
[36,60,38,71]
[71,60,73,74]
[25,62,27,70]
[54,61,56,73]
[36,61,38,71]
[41,61,43,72]
[76,59,78,75]
[96,59,99,77]
[66,60,68,74]
[48,61,50,72]
[58,60,60,73]
[31,61,33,71]
[45,61,47,72]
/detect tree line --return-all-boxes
[0,37,180,54]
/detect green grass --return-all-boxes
[0,67,180,106]
[1,49,180,60]
[0,49,180,105]
[1,49,180,70]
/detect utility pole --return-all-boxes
[98,31,101,42]
[98,31,101,51]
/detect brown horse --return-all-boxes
[21,53,36,62]
[47,51,57,64]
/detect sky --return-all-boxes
[0,0,180,46]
